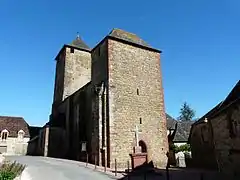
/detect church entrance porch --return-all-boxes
[130,153,148,169]
[130,126,148,169]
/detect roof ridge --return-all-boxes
[108,28,151,48]
[110,28,137,36]
[219,80,240,108]
[0,115,24,119]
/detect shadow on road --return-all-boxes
[117,161,239,180]
[117,161,163,180]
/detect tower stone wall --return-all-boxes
[91,40,109,166]
[107,38,168,168]
[63,47,91,100]
[53,50,65,103]
[53,47,91,103]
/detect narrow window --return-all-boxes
[98,47,101,56]
[140,118,142,124]
[70,48,74,53]
[2,133,7,140]
[137,89,139,95]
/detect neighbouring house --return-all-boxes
[189,80,240,174]
[30,28,169,169]
[166,113,193,166]
[166,114,193,147]
[0,116,30,155]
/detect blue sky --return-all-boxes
[0,0,240,126]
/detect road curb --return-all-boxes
[42,156,124,179]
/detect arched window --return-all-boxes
[1,129,9,140]
[18,130,25,140]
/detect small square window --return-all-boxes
[70,48,74,53]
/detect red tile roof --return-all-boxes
[0,116,30,138]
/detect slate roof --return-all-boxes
[218,80,240,110]
[192,80,240,126]
[0,116,30,138]
[108,28,152,49]
[166,113,193,142]
[55,35,91,60]
[192,102,222,126]
[67,36,90,51]
[188,80,240,143]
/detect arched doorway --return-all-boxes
[138,140,147,153]
[130,140,148,169]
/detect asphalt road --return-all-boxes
[6,156,115,180]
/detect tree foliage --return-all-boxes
[178,102,195,121]
[171,144,191,153]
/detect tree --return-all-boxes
[171,144,191,153]
[178,102,195,121]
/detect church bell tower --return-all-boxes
[53,34,91,104]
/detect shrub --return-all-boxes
[0,171,15,180]
[171,144,191,153]
[177,144,191,152]
[0,161,25,180]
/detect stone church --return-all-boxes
[47,28,168,168]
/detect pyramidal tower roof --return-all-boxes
[68,34,90,51]
[108,28,151,48]
[55,34,90,60]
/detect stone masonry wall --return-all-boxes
[108,39,168,168]
[0,137,29,155]
[63,47,91,101]
[48,127,68,158]
[211,101,240,174]
[190,123,217,169]
[84,85,94,157]
[91,41,108,164]
[71,84,92,160]
[211,112,232,173]
[191,100,240,173]
[53,51,65,103]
